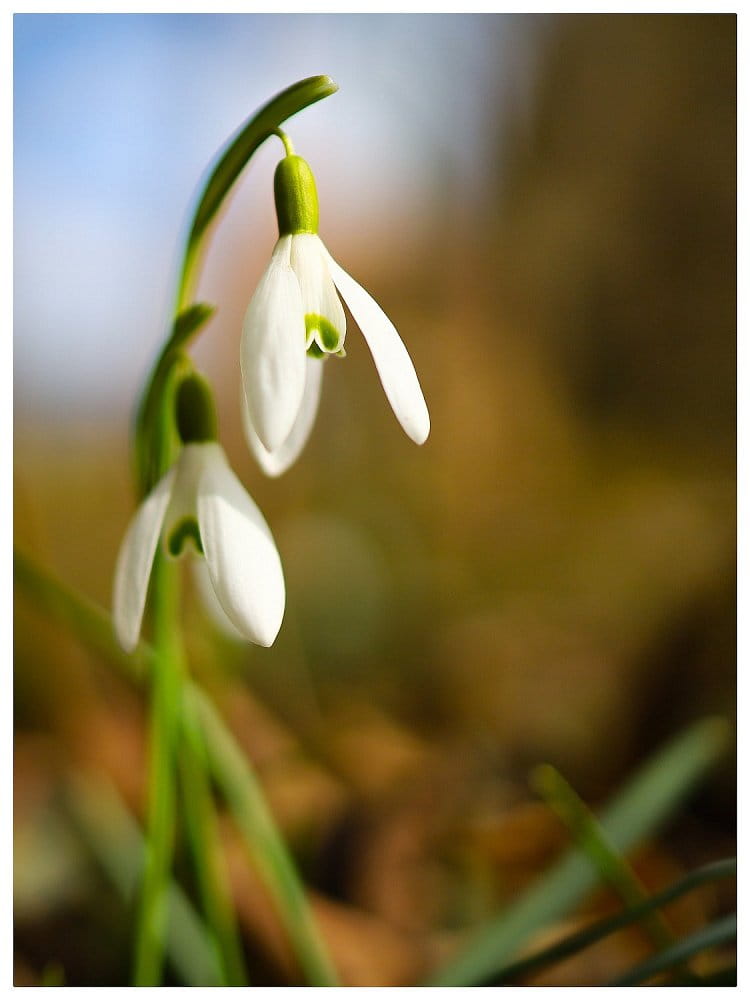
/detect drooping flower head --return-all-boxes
[113,373,285,651]
[241,138,430,477]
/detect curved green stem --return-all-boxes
[273,128,296,158]
[179,701,249,986]
[134,75,338,498]
[133,555,183,985]
[176,75,337,309]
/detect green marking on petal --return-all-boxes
[166,517,204,558]
[305,313,342,353]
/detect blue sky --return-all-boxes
[14,14,526,420]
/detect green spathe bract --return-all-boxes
[274,155,319,236]
[175,373,218,445]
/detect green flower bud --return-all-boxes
[274,155,319,236]
[175,372,218,444]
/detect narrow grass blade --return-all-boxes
[15,550,337,986]
[65,773,223,986]
[532,764,676,951]
[178,701,250,986]
[486,858,735,984]
[427,717,730,986]
[187,687,339,986]
[610,914,736,985]
[14,548,147,681]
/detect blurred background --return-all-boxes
[14,13,736,986]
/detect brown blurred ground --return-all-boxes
[15,14,735,985]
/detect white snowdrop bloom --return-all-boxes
[241,152,430,477]
[113,376,285,652]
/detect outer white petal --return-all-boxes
[241,356,324,477]
[112,467,176,653]
[241,236,306,452]
[325,251,430,445]
[290,234,346,350]
[196,444,285,647]
[191,559,246,641]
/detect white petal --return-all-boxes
[325,252,430,445]
[241,236,306,451]
[241,356,324,477]
[112,467,176,653]
[196,444,285,647]
[191,559,246,642]
[162,442,206,551]
[291,234,346,352]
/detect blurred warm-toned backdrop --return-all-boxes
[15,14,735,986]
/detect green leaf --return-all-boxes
[610,914,736,985]
[532,764,676,953]
[14,548,149,681]
[486,858,735,984]
[177,74,338,308]
[187,687,339,986]
[427,717,730,986]
[65,773,224,986]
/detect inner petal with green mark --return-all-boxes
[305,313,343,354]
[166,517,204,558]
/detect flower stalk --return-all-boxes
[15,547,338,985]
[135,77,338,498]
[125,77,340,986]
[132,553,183,985]
[178,700,249,986]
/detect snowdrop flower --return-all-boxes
[113,374,285,652]
[241,145,430,476]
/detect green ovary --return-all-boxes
[166,517,204,557]
[305,313,342,354]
